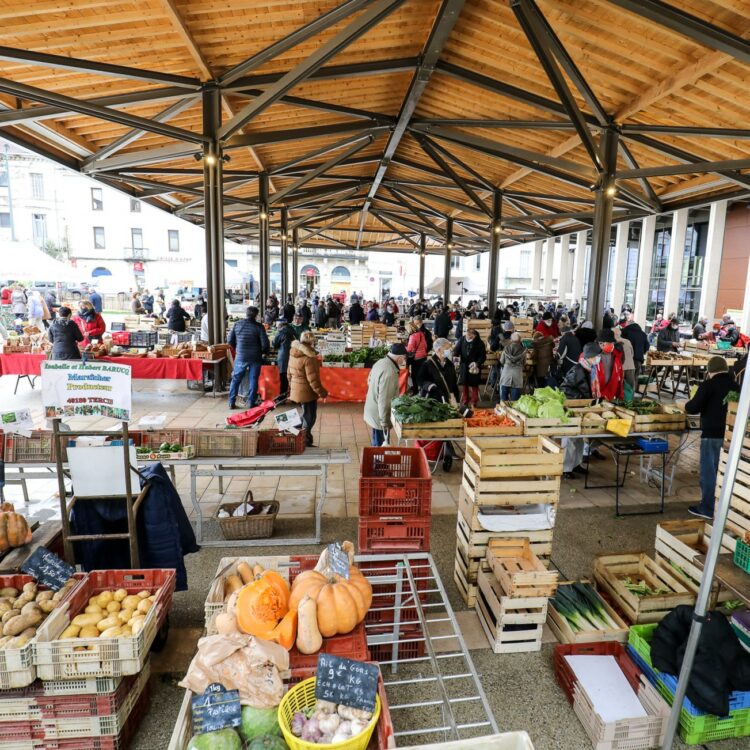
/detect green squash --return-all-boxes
[247,736,288,750]
[239,706,281,742]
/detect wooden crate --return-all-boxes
[612,404,686,432]
[464,411,523,437]
[486,539,558,598]
[392,415,465,440]
[454,550,477,607]
[511,317,533,334]
[464,435,563,479]
[547,586,629,645]
[646,353,693,367]
[593,552,695,624]
[716,449,750,541]
[654,519,736,604]
[504,405,582,437]
[475,565,547,654]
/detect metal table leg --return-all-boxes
[190,464,202,543]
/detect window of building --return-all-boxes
[475,254,482,271]
[0,165,8,188]
[131,228,143,250]
[30,173,44,200]
[623,221,642,309]
[519,249,531,277]
[0,212,10,228]
[93,226,105,249]
[91,187,103,211]
[130,198,141,212]
[679,208,709,326]
[168,229,179,252]
[646,216,672,321]
[450,255,461,270]
[31,213,47,247]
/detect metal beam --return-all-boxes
[286,181,365,208]
[606,0,750,66]
[271,131,378,176]
[443,219,454,303]
[618,156,750,179]
[371,210,420,248]
[356,0,466,247]
[289,186,363,228]
[292,228,300,297]
[107,174,205,197]
[219,0,406,139]
[0,77,207,145]
[423,138,497,192]
[220,0,373,85]
[391,156,485,190]
[386,187,448,239]
[0,45,199,89]
[269,93,395,122]
[225,121,384,149]
[280,206,289,301]
[511,0,604,169]
[259,172,270,306]
[301,211,357,241]
[82,142,201,172]
[412,118,575,129]
[487,191,502,313]
[621,124,750,138]
[419,234,427,300]
[394,183,489,217]
[617,140,662,211]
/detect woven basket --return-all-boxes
[215,494,279,540]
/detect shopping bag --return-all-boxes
[606,418,632,437]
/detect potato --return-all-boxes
[13,592,34,609]
[59,625,81,639]
[121,595,140,610]
[4,611,42,636]
[113,589,127,603]
[71,613,101,628]
[22,582,37,596]
[79,625,99,639]
[96,591,113,607]
[88,596,99,606]
[117,609,134,624]
[84,604,102,615]
[20,602,41,616]
[136,598,153,614]
[0,587,18,598]
[106,601,121,613]
[0,601,12,614]
[0,635,12,647]
[2,610,19,625]
[10,627,37,648]
[137,590,151,599]
[99,626,123,638]
[131,618,146,636]
[96,615,119,632]
[35,591,53,602]
[39,600,56,614]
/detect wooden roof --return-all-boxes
[2,0,750,253]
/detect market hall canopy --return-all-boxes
[3,0,750,330]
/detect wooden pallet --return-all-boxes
[454,550,477,607]
[503,406,583,437]
[486,539,558,598]
[593,552,695,624]
[475,565,547,654]
[392,415,465,440]
[547,588,629,645]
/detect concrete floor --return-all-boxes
[0,376,742,749]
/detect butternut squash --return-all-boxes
[295,595,323,655]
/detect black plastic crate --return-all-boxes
[130,331,157,347]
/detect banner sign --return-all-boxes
[41,361,132,421]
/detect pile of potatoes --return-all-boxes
[0,578,78,649]
[60,588,159,640]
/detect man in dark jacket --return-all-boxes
[719,314,740,346]
[489,321,513,353]
[227,306,269,409]
[314,300,327,328]
[282,294,296,323]
[299,301,312,326]
[47,306,84,360]
[684,356,735,519]
[560,342,601,399]
[657,317,681,352]
[166,299,191,332]
[620,317,649,371]
[557,323,582,381]
[433,305,452,338]
[348,297,365,324]
[273,320,297,396]
[88,288,102,314]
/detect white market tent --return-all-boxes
[0,242,79,284]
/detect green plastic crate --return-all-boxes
[628,623,658,667]
[735,539,750,574]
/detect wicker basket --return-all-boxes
[215,495,279,540]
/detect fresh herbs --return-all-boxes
[392,395,460,424]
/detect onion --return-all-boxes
[291,711,306,737]
[301,718,322,743]
[318,713,340,735]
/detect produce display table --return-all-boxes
[697,552,750,607]
[258,364,409,402]
[0,353,202,379]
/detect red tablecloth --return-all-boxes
[0,353,202,380]
[258,365,409,403]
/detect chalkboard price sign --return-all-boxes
[315,655,379,712]
[191,683,241,735]
[327,542,350,580]
[21,546,75,591]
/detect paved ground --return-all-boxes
[1,375,740,749]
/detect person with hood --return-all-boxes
[364,343,407,446]
[289,330,328,447]
[73,300,106,344]
[298,300,312,326]
[657,316,681,352]
[719,314,741,347]
[282,294,296,323]
[593,329,624,401]
[406,320,429,395]
[489,320,514,353]
[88,288,102,314]
[454,326,486,407]
[48,306,84,360]
[227,306,269,409]
[314,298,328,328]
[614,325,636,398]
[273,319,298,397]
[534,310,560,338]
[365,301,379,322]
[166,299,191,333]
[619,316,649,373]
[348,296,365,325]
[556,317,582,381]
[684,356,735,519]
[499,332,526,402]
[433,305,452,339]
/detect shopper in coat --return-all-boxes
[534,310,560,338]
[263,297,279,327]
[364,343,407,446]
[556,319,582,381]
[560,342,601,400]
[273,320,298,397]
[614,325,636,397]
[593,329,625,401]
[227,306,269,409]
[406,321,429,395]
[314,300,328,328]
[166,299,191,333]
[26,290,45,329]
[433,305,452,339]
[454,327,486,407]
[73,300,106,344]
[348,297,365,325]
[88,288,102,314]
[657,317,682,352]
[47,306,84,360]
[11,286,26,318]
[499,333,526,402]
[288,331,328,447]
[417,338,459,405]
[130,293,145,315]
[684,356,735,519]
[619,317,649,372]
[282,294,296,324]
[532,330,555,387]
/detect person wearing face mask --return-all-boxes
[498,332,525,402]
[454,327,486,407]
[614,325,636,399]
[534,310,560,338]
[73,300,106,345]
[657,317,682,352]
[382,304,395,326]
[364,343,408,446]
[592,329,625,401]
[418,338,460,407]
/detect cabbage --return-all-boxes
[514,395,539,417]
[538,401,568,422]
[187,729,242,750]
[534,387,565,405]
[514,387,568,422]
[239,706,281,742]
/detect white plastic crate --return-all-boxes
[0,674,122,701]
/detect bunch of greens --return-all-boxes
[622,576,669,597]
[323,353,345,362]
[551,582,620,632]
[724,391,739,405]
[513,387,568,422]
[613,399,661,414]
[392,395,459,424]
[347,348,370,365]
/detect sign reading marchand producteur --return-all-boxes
[41,361,132,420]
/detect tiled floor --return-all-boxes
[1,376,701,524]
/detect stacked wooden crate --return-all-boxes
[475,539,558,653]
[718,403,750,541]
[454,435,562,606]
[511,317,533,337]
[467,319,491,344]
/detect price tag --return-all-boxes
[21,547,75,592]
[315,655,379,713]
[327,542,350,580]
[191,683,241,735]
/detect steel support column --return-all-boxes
[258,172,270,306]
[419,233,426,300]
[443,219,453,304]
[292,227,300,300]
[488,191,502,314]
[585,128,619,328]
[202,85,225,346]
[280,207,289,302]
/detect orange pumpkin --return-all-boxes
[288,567,372,638]
[235,570,291,641]
[0,504,32,553]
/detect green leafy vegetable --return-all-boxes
[551,582,619,632]
[512,387,569,422]
[724,391,739,405]
[392,395,459,423]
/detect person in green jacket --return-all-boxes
[290,311,309,339]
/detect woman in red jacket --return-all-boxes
[73,300,106,344]
[534,310,560,338]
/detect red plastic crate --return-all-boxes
[258,429,307,455]
[110,332,130,346]
[368,624,426,664]
[359,517,431,553]
[359,447,432,517]
[3,431,58,463]
[553,642,642,706]
[288,620,370,671]
[357,559,431,625]
[138,430,185,450]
